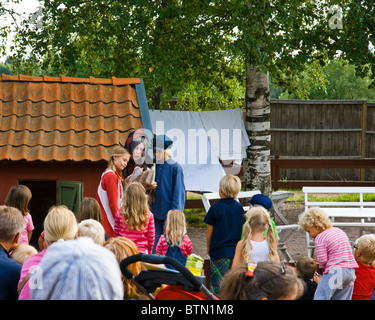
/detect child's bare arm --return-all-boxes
[206,225,213,256]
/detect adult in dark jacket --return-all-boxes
[0,205,26,300]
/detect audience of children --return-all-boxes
[2,146,375,302]
[156,209,193,267]
[113,182,155,254]
[203,174,244,296]
[295,256,319,300]
[299,207,358,300]
[232,206,279,269]
[96,146,131,238]
[351,234,375,300]
[31,236,123,300]
[18,205,78,300]
[4,185,34,245]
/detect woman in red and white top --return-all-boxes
[96,146,131,238]
[114,182,155,254]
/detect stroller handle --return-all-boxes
[120,253,216,300]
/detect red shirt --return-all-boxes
[352,261,375,300]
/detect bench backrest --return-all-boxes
[302,186,375,209]
[201,190,261,212]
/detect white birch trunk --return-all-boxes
[243,65,272,196]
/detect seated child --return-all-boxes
[352,234,375,300]
[296,256,319,300]
[203,174,244,296]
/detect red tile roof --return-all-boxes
[0,74,145,162]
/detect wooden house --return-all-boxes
[0,74,152,246]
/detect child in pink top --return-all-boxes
[156,210,193,266]
[114,182,155,254]
[299,207,358,300]
[5,185,34,244]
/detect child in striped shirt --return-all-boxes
[299,207,358,300]
[114,182,155,254]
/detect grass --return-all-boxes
[185,193,206,228]
[285,192,375,203]
[185,208,206,228]
[184,190,375,228]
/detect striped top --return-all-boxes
[156,234,193,257]
[113,209,155,254]
[315,227,358,274]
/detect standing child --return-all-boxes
[114,182,155,254]
[203,174,245,296]
[5,185,34,245]
[299,207,358,300]
[96,146,131,238]
[351,234,375,300]
[232,206,279,269]
[156,210,193,268]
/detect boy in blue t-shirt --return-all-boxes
[204,175,244,296]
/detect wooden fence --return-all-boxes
[270,100,375,182]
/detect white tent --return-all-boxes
[149,109,250,192]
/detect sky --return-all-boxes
[1,0,40,62]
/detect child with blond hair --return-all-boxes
[78,219,106,245]
[352,234,375,300]
[299,207,358,300]
[18,205,78,300]
[10,244,38,265]
[232,206,279,269]
[114,182,155,254]
[96,146,131,238]
[203,174,245,296]
[156,210,193,267]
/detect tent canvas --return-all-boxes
[149,109,250,192]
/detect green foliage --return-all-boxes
[281,59,375,101]
[5,0,375,109]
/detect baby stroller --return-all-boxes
[120,253,217,300]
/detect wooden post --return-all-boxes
[359,101,367,181]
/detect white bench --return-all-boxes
[202,190,300,264]
[303,186,375,256]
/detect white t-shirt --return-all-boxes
[247,239,270,263]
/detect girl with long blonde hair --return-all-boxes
[113,182,155,254]
[232,206,279,270]
[96,146,131,237]
[155,210,193,267]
